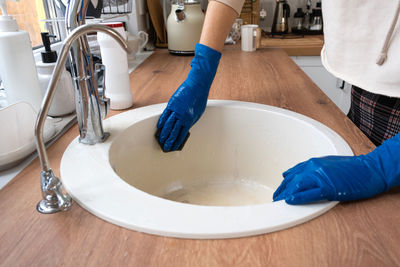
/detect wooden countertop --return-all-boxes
[1,48,400,266]
[261,35,324,56]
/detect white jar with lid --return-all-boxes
[97,22,133,110]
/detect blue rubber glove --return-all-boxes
[157,43,221,152]
[273,132,400,204]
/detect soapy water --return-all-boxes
[162,179,274,206]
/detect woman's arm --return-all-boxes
[200,1,238,51]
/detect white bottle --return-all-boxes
[36,32,75,117]
[97,22,133,110]
[0,0,43,112]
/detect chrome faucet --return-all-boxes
[66,0,110,145]
[35,0,130,214]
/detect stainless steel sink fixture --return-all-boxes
[35,0,130,214]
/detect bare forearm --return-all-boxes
[199,1,238,52]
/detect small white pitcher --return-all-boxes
[126,31,149,60]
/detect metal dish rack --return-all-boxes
[102,0,133,14]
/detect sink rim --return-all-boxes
[60,100,353,239]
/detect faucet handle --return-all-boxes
[95,63,110,119]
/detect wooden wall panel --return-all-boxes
[5,0,43,46]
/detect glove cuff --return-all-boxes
[366,132,400,188]
[185,43,222,90]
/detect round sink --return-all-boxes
[60,100,353,239]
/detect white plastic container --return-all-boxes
[97,22,133,110]
[36,62,75,116]
[126,30,148,60]
[0,0,43,112]
[36,32,75,117]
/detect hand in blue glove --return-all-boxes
[157,43,221,152]
[273,132,400,204]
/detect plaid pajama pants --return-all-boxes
[348,86,400,146]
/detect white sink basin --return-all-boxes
[61,100,353,239]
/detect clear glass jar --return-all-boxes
[310,15,322,31]
[293,17,303,30]
[292,8,305,33]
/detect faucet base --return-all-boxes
[37,197,72,214]
[37,169,73,214]
[79,132,110,145]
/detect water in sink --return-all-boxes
[162,179,274,206]
[109,106,337,208]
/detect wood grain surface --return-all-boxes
[6,0,43,46]
[261,35,324,56]
[1,48,399,267]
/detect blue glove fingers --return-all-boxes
[157,109,172,130]
[163,120,183,152]
[273,192,286,202]
[159,113,177,144]
[273,175,296,201]
[275,177,320,202]
[285,188,323,205]
[273,163,309,200]
[282,161,308,178]
[274,175,312,201]
[171,125,190,151]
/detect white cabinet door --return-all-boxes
[291,56,351,114]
